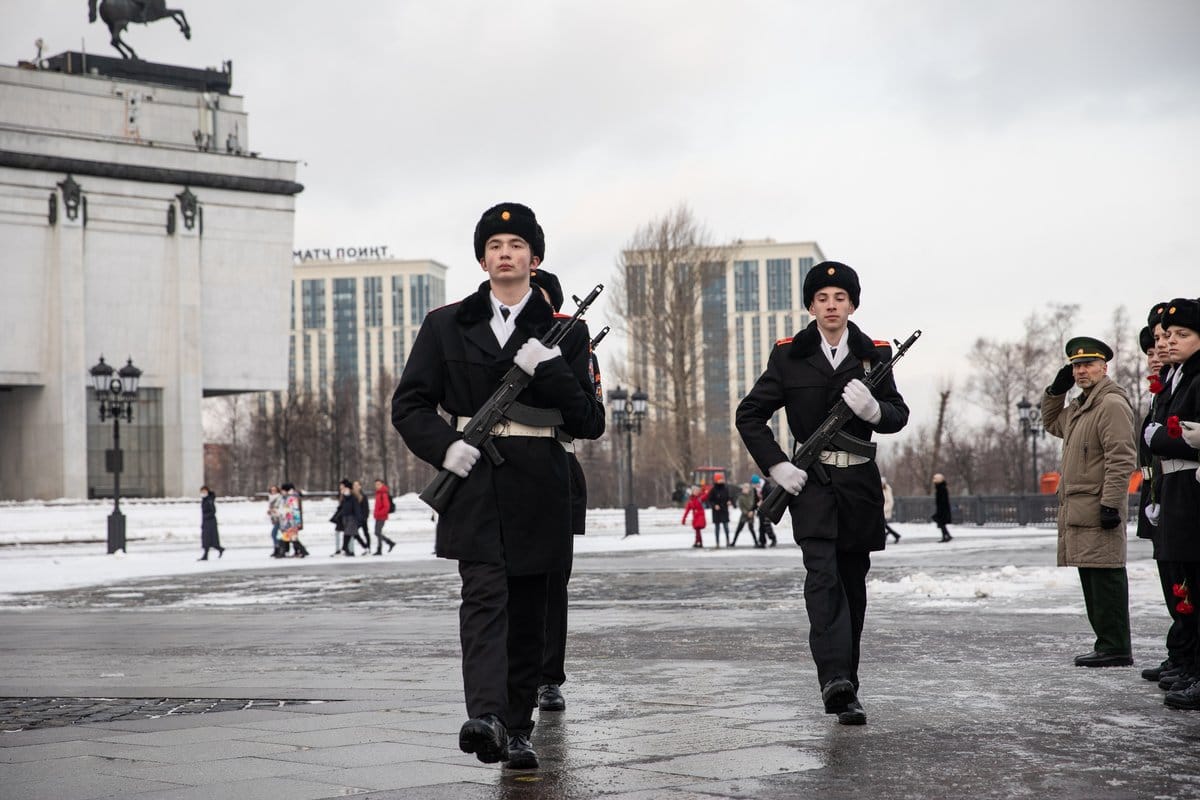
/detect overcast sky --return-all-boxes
[5,1,1198,430]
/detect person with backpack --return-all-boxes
[373,478,397,554]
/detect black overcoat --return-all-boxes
[932,483,952,525]
[200,493,220,548]
[392,282,605,574]
[1145,351,1200,563]
[736,320,909,552]
[1136,364,1171,548]
[707,483,731,523]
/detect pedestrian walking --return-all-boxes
[280,482,309,557]
[731,482,759,547]
[755,476,778,547]
[932,474,952,542]
[736,260,910,725]
[267,485,285,557]
[707,473,732,547]
[333,479,360,556]
[1042,335,1138,668]
[882,476,900,542]
[372,479,396,554]
[682,486,708,547]
[392,202,604,770]
[198,486,224,561]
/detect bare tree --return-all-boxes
[609,204,732,485]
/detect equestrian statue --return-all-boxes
[88,0,191,60]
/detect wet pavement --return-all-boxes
[2,531,1199,799]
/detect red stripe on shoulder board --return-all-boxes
[873,339,890,347]
[554,313,572,320]
[775,337,794,346]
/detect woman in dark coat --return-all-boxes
[706,474,732,547]
[199,486,224,560]
[932,473,953,542]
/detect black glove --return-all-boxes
[1048,364,1074,395]
[1099,506,1121,530]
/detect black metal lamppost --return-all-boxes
[89,355,142,554]
[608,386,649,538]
[1016,397,1045,496]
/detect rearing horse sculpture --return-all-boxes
[88,0,191,60]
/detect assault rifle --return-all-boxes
[418,284,605,514]
[759,329,922,524]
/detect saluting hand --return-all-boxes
[514,339,562,376]
[769,462,808,495]
[443,440,481,478]
[842,379,882,424]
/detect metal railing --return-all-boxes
[892,494,1140,528]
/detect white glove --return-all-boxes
[842,379,882,424]
[1143,422,1162,448]
[514,339,561,376]
[1181,420,1200,449]
[769,462,808,495]
[442,440,481,478]
[1145,503,1160,527]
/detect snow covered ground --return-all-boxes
[0,494,1166,620]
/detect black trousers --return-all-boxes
[799,538,871,690]
[1157,559,1198,664]
[1078,567,1132,655]
[541,537,573,687]
[458,561,548,735]
[732,513,758,545]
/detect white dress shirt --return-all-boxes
[489,288,532,348]
[820,328,850,370]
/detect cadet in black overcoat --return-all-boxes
[198,486,223,560]
[736,262,908,726]
[1145,298,1200,708]
[392,203,604,768]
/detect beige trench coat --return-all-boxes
[1041,375,1137,568]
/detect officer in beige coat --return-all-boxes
[1041,336,1138,668]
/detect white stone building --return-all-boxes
[0,53,301,500]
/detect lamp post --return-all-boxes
[90,355,142,554]
[1016,396,1045,524]
[608,385,649,538]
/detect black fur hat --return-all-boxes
[529,268,564,312]
[1139,326,1155,354]
[473,202,545,262]
[1162,297,1200,333]
[1148,300,1170,328]
[803,261,861,308]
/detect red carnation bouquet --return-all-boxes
[1167,415,1183,439]
[1148,374,1165,394]
[1174,581,1194,615]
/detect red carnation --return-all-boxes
[1167,415,1183,439]
[1148,375,1164,394]
[1174,583,1189,599]
[1178,600,1195,616]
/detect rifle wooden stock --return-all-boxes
[418,284,605,514]
[760,330,922,525]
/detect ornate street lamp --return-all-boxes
[1016,396,1045,499]
[608,385,649,537]
[90,356,142,553]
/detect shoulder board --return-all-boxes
[554,313,571,320]
[873,339,890,347]
[775,337,794,346]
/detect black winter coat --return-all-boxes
[706,483,731,523]
[933,483,952,525]
[1145,352,1200,563]
[736,320,909,552]
[392,282,605,574]
[1136,364,1171,547]
[200,493,220,548]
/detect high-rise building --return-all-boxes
[288,255,448,415]
[626,238,825,476]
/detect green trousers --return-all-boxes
[1078,567,1132,654]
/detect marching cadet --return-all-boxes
[1041,336,1137,668]
[1138,306,1195,686]
[527,268,604,715]
[736,261,909,725]
[1145,298,1200,709]
[392,203,605,768]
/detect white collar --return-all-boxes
[490,288,532,321]
[820,328,850,368]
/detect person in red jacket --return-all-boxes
[682,486,707,548]
[372,479,396,555]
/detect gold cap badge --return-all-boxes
[827,267,835,275]
[501,210,511,221]
[1076,348,1085,354]
[1169,306,1177,314]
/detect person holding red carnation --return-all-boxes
[1144,297,1200,710]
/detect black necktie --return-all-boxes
[500,306,510,321]
[830,347,837,359]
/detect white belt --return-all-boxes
[818,450,871,468]
[456,419,557,438]
[1161,458,1200,475]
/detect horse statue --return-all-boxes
[88,0,191,60]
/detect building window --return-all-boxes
[332,278,358,388]
[302,279,325,329]
[700,262,729,436]
[410,275,435,325]
[735,317,745,386]
[303,333,313,392]
[768,315,776,344]
[783,314,793,336]
[751,316,762,376]
[626,263,647,316]
[364,276,383,328]
[364,328,372,396]
[798,257,814,306]
[318,332,328,393]
[288,335,296,390]
[431,276,445,309]
[290,280,295,330]
[391,275,405,327]
[393,328,406,375]
[734,260,759,312]
[766,258,791,311]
